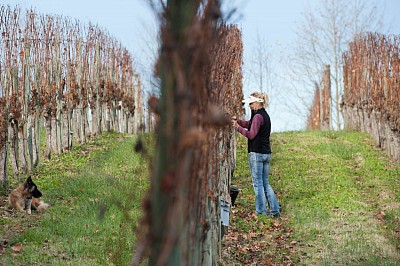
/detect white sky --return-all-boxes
[2,0,400,131]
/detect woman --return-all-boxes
[232,92,280,217]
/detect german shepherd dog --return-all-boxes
[8,176,50,214]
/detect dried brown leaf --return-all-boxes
[11,243,22,252]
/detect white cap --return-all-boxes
[242,95,264,104]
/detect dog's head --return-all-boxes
[24,176,42,198]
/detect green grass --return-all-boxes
[223,130,400,265]
[2,130,399,265]
[0,132,152,266]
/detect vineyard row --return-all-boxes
[342,32,400,162]
[0,6,144,184]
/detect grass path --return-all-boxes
[222,130,400,265]
[0,132,150,265]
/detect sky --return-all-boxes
[2,0,400,132]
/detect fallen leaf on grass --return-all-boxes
[385,164,393,170]
[376,211,385,220]
[272,220,282,228]
[11,243,22,252]
[239,213,247,218]
[290,246,298,253]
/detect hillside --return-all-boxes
[222,130,400,265]
[0,131,399,265]
[0,133,150,265]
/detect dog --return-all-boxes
[8,176,50,214]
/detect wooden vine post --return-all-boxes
[149,1,199,264]
[21,27,31,172]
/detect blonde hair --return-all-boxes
[251,91,269,107]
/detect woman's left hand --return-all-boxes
[231,119,239,129]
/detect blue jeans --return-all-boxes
[249,152,280,215]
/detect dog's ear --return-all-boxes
[23,177,30,188]
[24,176,32,187]
[32,187,42,198]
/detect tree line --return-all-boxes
[0,6,144,187]
[285,0,383,130]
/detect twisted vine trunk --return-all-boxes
[62,107,70,152]
[73,109,81,143]
[32,112,40,168]
[0,99,8,187]
[43,109,52,160]
[51,109,59,155]
[17,126,27,175]
[8,120,19,177]
[0,144,7,187]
